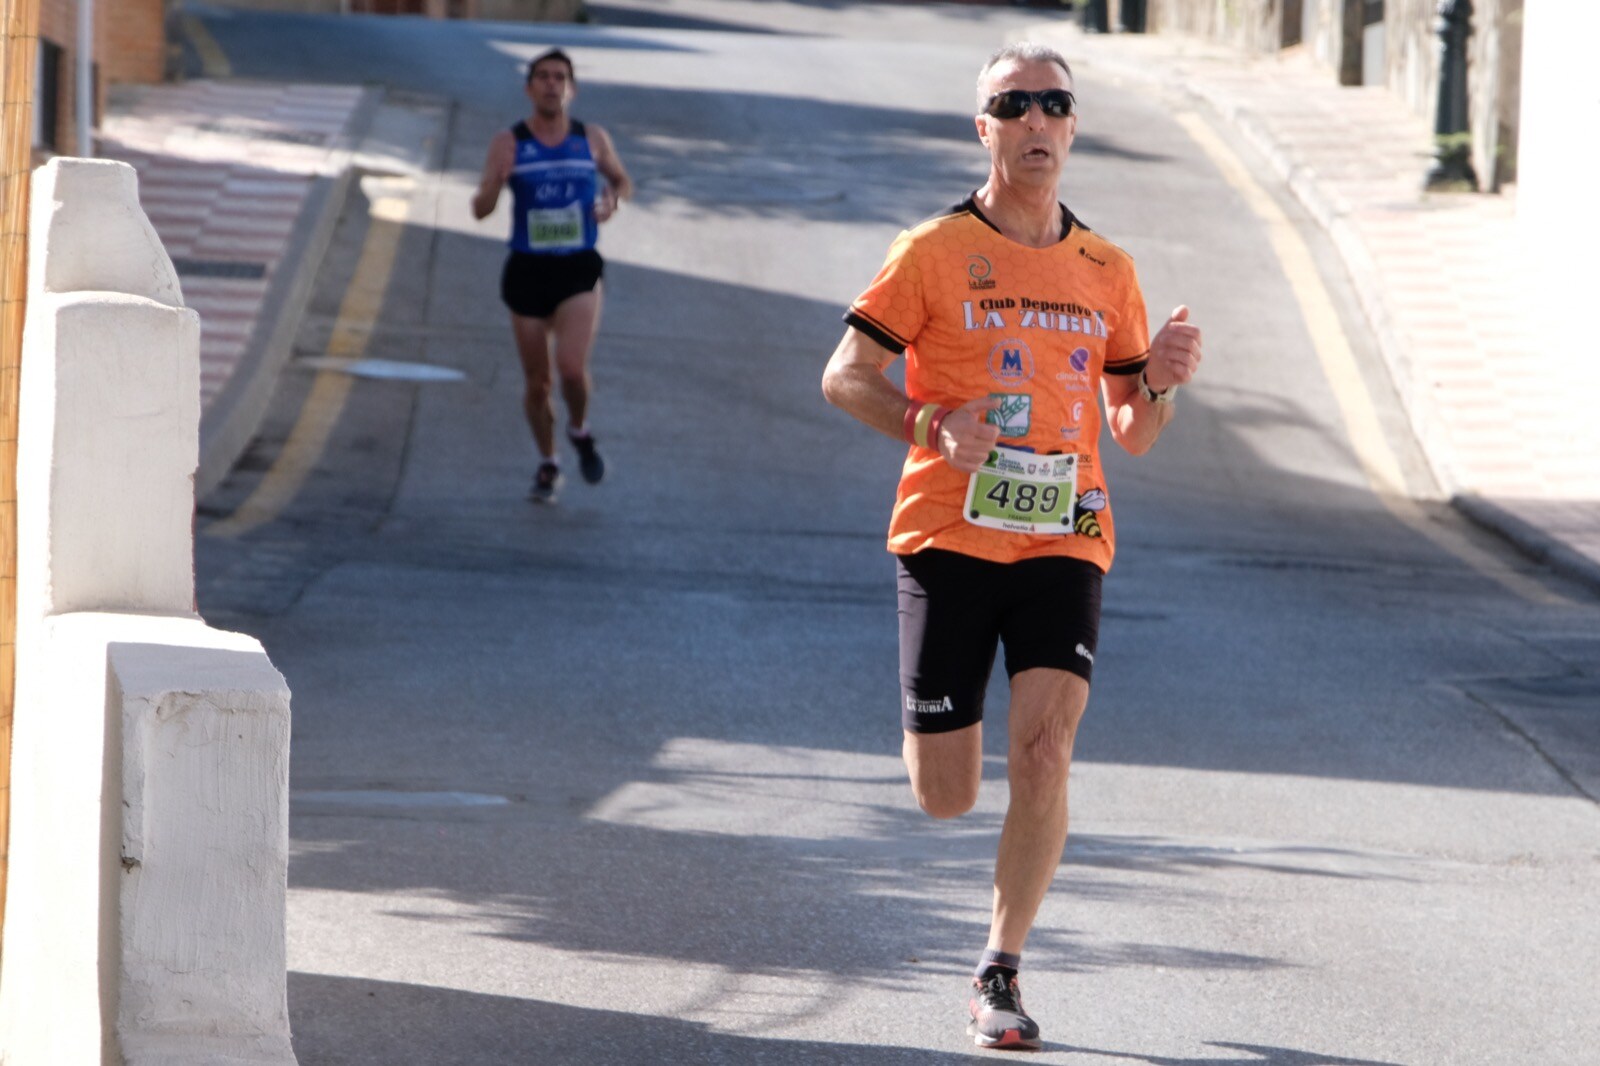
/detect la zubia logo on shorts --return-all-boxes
[906,694,955,715]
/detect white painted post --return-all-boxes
[0,158,299,1065]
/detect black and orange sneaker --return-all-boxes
[967,972,1042,1050]
[529,461,562,503]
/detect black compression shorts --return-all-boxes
[895,548,1102,734]
[501,249,604,319]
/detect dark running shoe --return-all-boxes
[967,972,1042,1051]
[569,430,605,484]
[529,461,562,503]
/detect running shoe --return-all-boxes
[529,461,563,503]
[569,430,605,484]
[967,972,1042,1051]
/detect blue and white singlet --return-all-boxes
[506,119,599,256]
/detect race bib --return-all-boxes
[526,203,584,250]
[963,445,1078,534]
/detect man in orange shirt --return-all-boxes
[822,42,1203,1050]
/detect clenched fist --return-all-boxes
[1145,305,1202,393]
[937,396,1003,474]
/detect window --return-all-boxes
[35,37,63,152]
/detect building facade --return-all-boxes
[1144,0,1525,191]
[34,0,169,157]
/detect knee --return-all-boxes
[1009,726,1074,793]
[557,366,588,389]
[912,777,980,820]
[524,376,553,404]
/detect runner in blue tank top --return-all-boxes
[472,48,633,503]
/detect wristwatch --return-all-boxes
[1138,370,1175,405]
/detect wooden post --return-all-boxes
[0,0,41,961]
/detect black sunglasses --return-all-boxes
[983,88,1076,120]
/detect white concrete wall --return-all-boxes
[1517,2,1600,391]
[2,616,294,1066]
[111,626,295,1066]
[0,158,298,1066]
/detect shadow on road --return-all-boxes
[289,972,999,1065]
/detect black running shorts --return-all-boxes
[895,548,1102,734]
[501,249,604,319]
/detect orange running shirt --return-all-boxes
[845,198,1150,571]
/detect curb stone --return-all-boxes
[194,85,384,500]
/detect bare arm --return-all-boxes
[822,327,999,473]
[471,131,515,221]
[1103,305,1202,456]
[587,124,634,222]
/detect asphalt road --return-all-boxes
[191,3,1600,1063]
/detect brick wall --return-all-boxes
[104,0,170,87]
[1147,0,1283,54]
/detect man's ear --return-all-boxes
[974,114,989,147]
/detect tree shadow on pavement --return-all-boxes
[287,808,1296,979]
[288,972,1000,1065]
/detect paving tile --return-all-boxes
[102,78,364,433]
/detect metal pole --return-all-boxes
[0,0,43,962]
[76,0,92,157]
[1425,0,1478,190]
[1339,0,1364,86]
[1079,0,1110,34]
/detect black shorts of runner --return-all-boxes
[896,548,1102,734]
[500,248,604,319]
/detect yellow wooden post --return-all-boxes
[0,0,42,959]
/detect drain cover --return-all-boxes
[293,790,512,808]
[297,357,466,382]
[173,257,268,279]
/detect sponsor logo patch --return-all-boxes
[988,393,1032,438]
[988,340,1035,384]
[905,694,955,715]
[967,254,997,291]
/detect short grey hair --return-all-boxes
[975,43,1075,110]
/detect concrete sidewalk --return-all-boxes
[1030,21,1600,595]
[99,78,375,498]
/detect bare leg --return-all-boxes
[902,722,983,821]
[550,284,603,432]
[987,667,1089,954]
[510,313,555,457]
